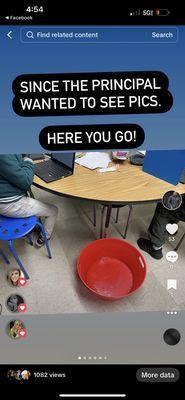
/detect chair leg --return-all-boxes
[174,232,185,251]
[28,188,35,198]
[8,240,30,280]
[103,205,112,238]
[115,208,120,223]
[36,222,52,259]
[93,203,97,227]
[0,248,10,264]
[123,205,133,239]
[27,233,33,246]
[100,206,106,239]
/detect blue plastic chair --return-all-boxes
[0,215,52,280]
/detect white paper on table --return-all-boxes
[75,152,111,170]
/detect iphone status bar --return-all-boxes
[0,5,184,25]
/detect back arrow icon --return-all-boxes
[7,31,12,39]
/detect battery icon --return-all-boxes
[156,9,170,16]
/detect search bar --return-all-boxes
[20,27,178,43]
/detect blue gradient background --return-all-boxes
[0,25,185,153]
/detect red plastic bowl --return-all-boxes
[77,238,146,300]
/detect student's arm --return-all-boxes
[0,155,35,191]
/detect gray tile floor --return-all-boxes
[0,186,185,315]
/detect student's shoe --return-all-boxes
[33,225,41,235]
[35,234,50,248]
[137,238,163,260]
[21,226,41,241]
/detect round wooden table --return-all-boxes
[33,160,185,205]
[33,160,185,239]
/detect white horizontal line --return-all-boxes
[59,395,126,398]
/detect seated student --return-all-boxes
[137,196,185,259]
[0,154,58,247]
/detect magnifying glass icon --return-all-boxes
[26,31,34,39]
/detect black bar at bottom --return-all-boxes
[0,364,184,398]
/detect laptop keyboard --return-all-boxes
[35,160,68,178]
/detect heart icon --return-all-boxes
[166,251,178,264]
[18,303,27,313]
[18,277,27,287]
[166,223,178,236]
[18,329,27,339]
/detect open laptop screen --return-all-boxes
[51,152,75,171]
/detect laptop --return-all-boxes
[29,153,45,161]
[35,153,75,183]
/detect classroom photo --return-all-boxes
[0,151,185,315]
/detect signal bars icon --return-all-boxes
[130,9,141,17]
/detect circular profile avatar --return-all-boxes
[21,370,31,380]
[7,370,16,380]
[7,269,21,287]
[15,370,22,381]
[162,191,182,211]
[7,320,26,340]
[6,294,25,313]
